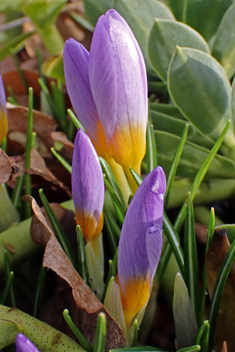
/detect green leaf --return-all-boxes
[151,110,214,149]
[149,19,209,82]
[146,107,158,173]
[184,193,200,326]
[94,313,106,352]
[206,230,235,351]
[184,0,233,42]
[38,189,78,270]
[168,47,234,149]
[177,346,201,352]
[0,0,23,12]
[155,131,235,180]
[173,273,198,350]
[150,102,185,120]
[211,3,235,79]
[41,53,65,84]
[24,0,66,29]
[168,0,185,21]
[165,124,188,208]
[231,76,235,132]
[83,0,115,26]
[0,305,85,351]
[114,0,175,74]
[0,31,34,61]
[195,321,210,352]
[163,212,184,276]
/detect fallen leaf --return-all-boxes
[24,196,125,350]
[0,149,12,184]
[206,229,235,352]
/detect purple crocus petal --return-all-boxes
[89,10,148,152]
[16,333,40,352]
[0,74,7,144]
[72,129,104,241]
[117,167,166,327]
[63,39,100,144]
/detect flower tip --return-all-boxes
[16,333,40,352]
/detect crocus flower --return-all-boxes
[63,9,148,183]
[0,74,8,145]
[16,333,40,352]
[72,128,104,250]
[116,166,166,329]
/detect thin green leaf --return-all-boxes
[67,108,85,131]
[174,120,231,233]
[103,207,120,256]
[165,124,189,208]
[69,12,94,32]
[195,321,210,352]
[0,31,34,60]
[51,147,72,174]
[76,225,90,287]
[200,208,215,324]
[208,238,235,350]
[163,212,184,276]
[63,309,93,352]
[94,313,106,352]
[4,252,16,307]
[146,106,158,173]
[0,271,14,305]
[129,167,143,187]
[131,319,138,347]
[39,189,77,270]
[184,192,200,326]
[33,264,46,319]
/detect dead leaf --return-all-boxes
[24,196,125,350]
[7,103,57,151]
[206,229,235,352]
[0,149,12,184]
[51,131,74,149]
[1,148,71,196]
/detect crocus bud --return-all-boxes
[72,129,104,249]
[16,333,40,352]
[117,166,166,329]
[63,9,147,176]
[0,74,8,145]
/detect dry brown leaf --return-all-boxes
[25,196,125,350]
[1,148,71,195]
[7,103,57,151]
[0,149,12,184]
[51,131,74,149]
[206,229,235,352]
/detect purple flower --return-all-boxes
[0,74,8,144]
[16,333,40,352]
[72,129,104,247]
[63,9,148,175]
[116,166,166,328]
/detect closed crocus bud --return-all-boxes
[0,74,8,145]
[64,9,148,194]
[16,333,40,352]
[72,129,104,251]
[89,9,148,175]
[117,166,166,329]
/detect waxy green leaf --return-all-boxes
[212,3,235,79]
[168,47,234,150]
[155,131,235,180]
[149,19,209,82]
[173,273,198,350]
[183,0,233,41]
